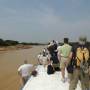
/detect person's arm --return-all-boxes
[69,46,73,58]
[69,52,73,61]
[57,51,61,62]
[18,67,22,76]
[18,71,21,76]
[66,47,73,66]
[57,46,62,62]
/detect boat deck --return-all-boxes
[23,65,81,90]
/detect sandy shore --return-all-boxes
[0,45,32,52]
[0,45,46,90]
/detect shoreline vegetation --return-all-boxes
[0,38,46,52]
[0,38,90,52]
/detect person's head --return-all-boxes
[31,70,38,77]
[24,60,28,64]
[64,38,69,44]
[78,36,87,45]
[52,40,55,43]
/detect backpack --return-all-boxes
[47,64,55,75]
[76,46,89,66]
[67,59,74,73]
[76,45,90,74]
[67,45,90,74]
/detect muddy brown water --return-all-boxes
[0,45,46,90]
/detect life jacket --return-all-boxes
[76,45,89,67]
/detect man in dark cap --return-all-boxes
[58,38,72,82]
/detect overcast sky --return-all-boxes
[0,0,90,43]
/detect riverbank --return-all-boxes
[0,45,32,53]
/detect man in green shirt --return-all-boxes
[59,38,72,82]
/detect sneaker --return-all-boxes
[61,78,66,83]
[61,77,68,83]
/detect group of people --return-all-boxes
[67,37,90,90]
[38,37,90,90]
[18,36,90,90]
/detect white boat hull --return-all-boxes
[23,65,81,90]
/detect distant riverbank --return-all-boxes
[0,45,32,53]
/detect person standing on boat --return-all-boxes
[58,38,72,82]
[47,40,60,71]
[40,51,50,67]
[69,36,90,90]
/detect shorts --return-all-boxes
[60,57,68,69]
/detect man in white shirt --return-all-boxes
[18,60,33,86]
[57,45,62,61]
[40,52,50,67]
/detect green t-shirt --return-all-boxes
[59,44,72,57]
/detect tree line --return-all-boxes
[0,38,90,46]
[0,38,47,46]
[0,38,19,46]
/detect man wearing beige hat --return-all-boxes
[69,36,90,90]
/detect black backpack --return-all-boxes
[67,59,75,73]
[47,65,55,75]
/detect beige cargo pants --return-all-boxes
[69,68,90,90]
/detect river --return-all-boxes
[0,45,46,90]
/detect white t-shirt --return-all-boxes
[40,55,49,65]
[18,64,33,77]
[57,46,61,54]
[57,46,62,61]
